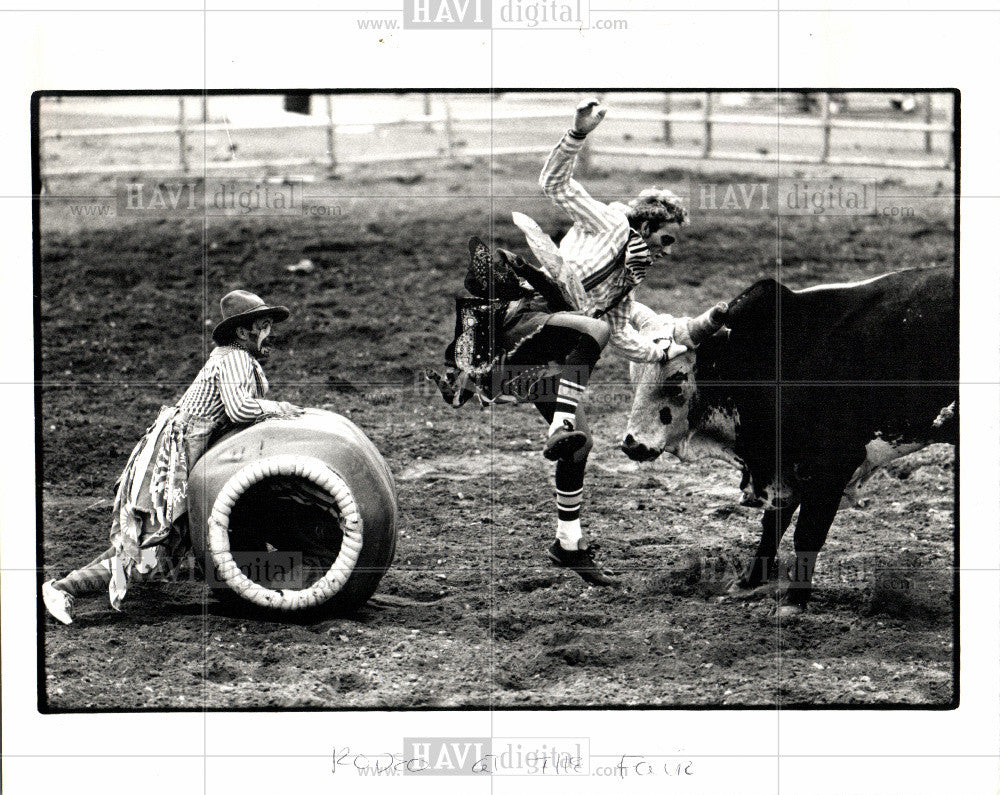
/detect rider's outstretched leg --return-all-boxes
[542,407,615,586]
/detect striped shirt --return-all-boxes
[176,346,278,426]
[537,130,662,363]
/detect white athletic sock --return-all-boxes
[548,378,585,436]
[556,519,583,550]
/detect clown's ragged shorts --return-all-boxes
[107,406,214,609]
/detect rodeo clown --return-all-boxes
[431,99,690,585]
[42,290,302,624]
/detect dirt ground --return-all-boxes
[39,155,955,709]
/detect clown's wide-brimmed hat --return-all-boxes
[212,290,290,343]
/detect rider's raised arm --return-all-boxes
[538,130,623,235]
[605,295,664,363]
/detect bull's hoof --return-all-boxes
[773,589,810,619]
[727,579,778,600]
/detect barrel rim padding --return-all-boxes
[207,453,364,611]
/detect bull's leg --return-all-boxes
[780,486,846,614]
[738,500,799,590]
[738,466,764,507]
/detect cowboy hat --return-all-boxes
[212,290,290,344]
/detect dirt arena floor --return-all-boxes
[39,156,956,709]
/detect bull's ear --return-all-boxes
[724,278,790,330]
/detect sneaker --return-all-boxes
[543,420,589,462]
[42,580,75,625]
[547,540,617,587]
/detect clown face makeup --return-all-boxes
[639,222,676,261]
[236,318,274,362]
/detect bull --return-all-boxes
[622,267,957,616]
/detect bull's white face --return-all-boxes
[622,347,698,462]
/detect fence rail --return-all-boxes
[38,92,955,184]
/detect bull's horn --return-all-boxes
[687,302,728,345]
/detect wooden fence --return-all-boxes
[39,92,954,184]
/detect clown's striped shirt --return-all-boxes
[176,346,275,425]
[538,130,662,363]
[538,130,662,362]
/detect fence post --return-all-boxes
[924,94,933,154]
[177,97,189,174]
[662,92,673,146]
[702,92,713,158]
[820,92,831,163]
[325,94,338,175]
[443,96,455,159]
[423,93,433,133]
